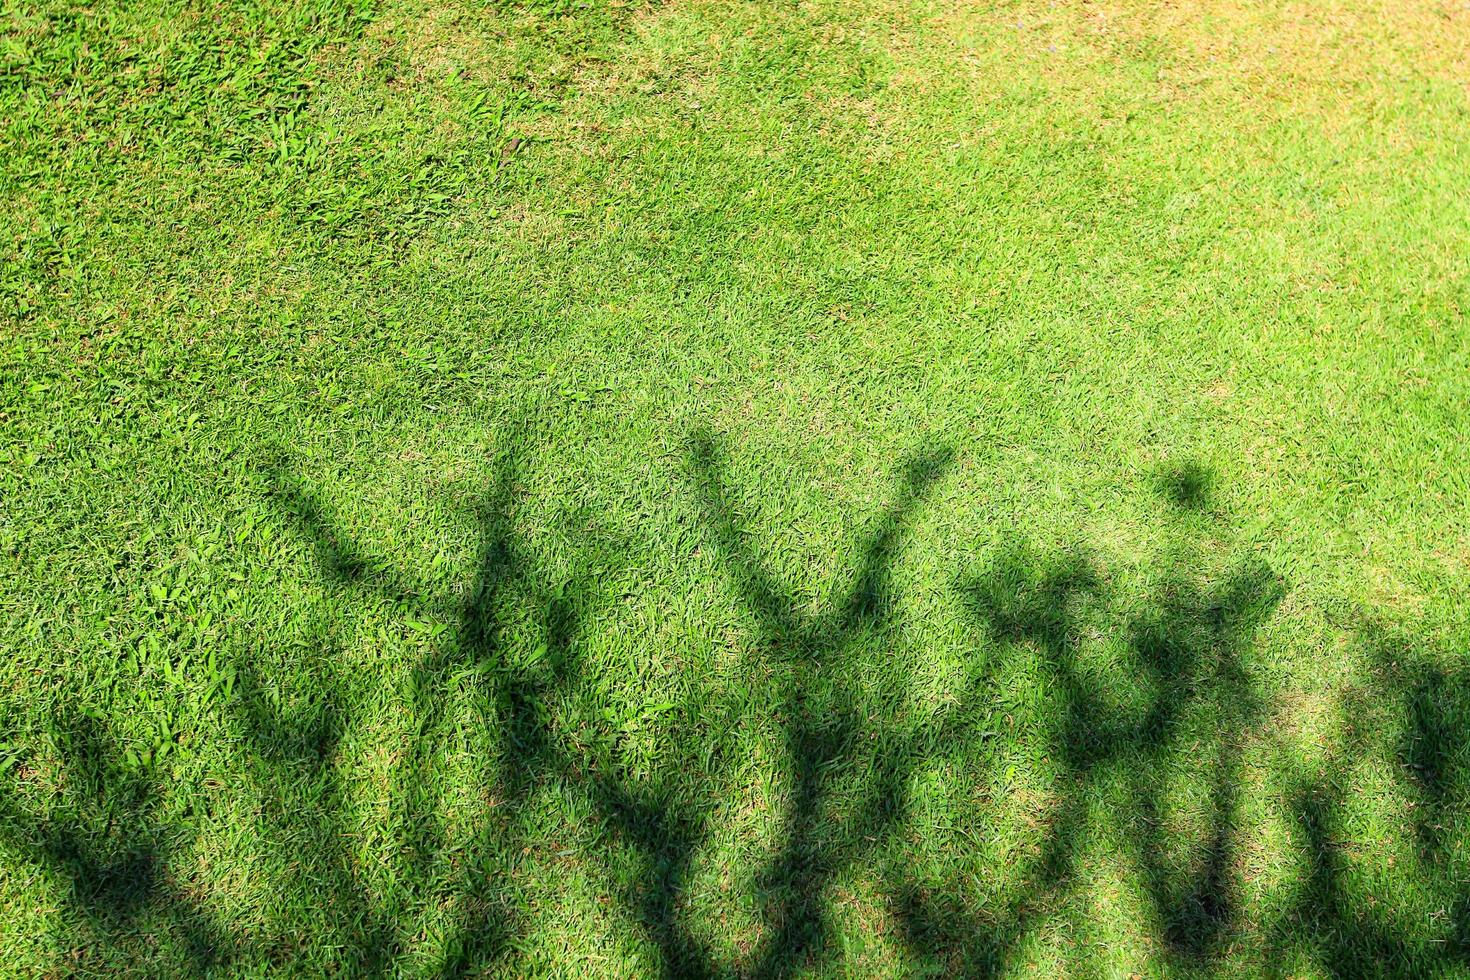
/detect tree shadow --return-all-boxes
[0,711,228,972]
[1128,558,1282,961]
[1153,459,1216,513]
[231,652,398,973]
[246,432,593,975]
[686,430,973,977]
[1263,620,1470,978]
[253,429,717,977]
[892,461,1285,972]
[10,443,1470,978]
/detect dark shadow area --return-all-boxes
[1154,459,1215,511]
[687,431,962,978]
[1261,621,1470,978]
[0,711,228,972]
[233,655,398,973]
[240,433,587,975]
[6,449,1470,978]
[1275,778,1426,977]
[893,463,1285,972]
[1129,559,1282,961]
[250,430,711,977]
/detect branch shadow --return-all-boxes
[687,430,963,977]
[0,711,229,972]
[245,432,575,975]
[11,442,1470,979]
[890,461,1285,973]
[1263,619,1470,978]
[250,428,712,977]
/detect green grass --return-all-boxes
[3,0,1470,974]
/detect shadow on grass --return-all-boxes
[249,430,716,976]
[0,712,227,972]
[4,446,1470,977]
[238,430,612,974]
[1262,621,1470,978]
[909,539,1283,973]
[685,431,967,977]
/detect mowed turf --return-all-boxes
[3,0,1469,974]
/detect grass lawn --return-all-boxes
[3,0,1470,974]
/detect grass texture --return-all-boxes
[3,0,1470,974]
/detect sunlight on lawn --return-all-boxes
[2,0,1468,974]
